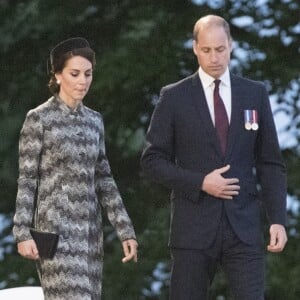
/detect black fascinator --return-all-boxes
[50,37,90,66]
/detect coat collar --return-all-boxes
[52,96,84,117]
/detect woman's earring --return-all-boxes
[56,79,61,85]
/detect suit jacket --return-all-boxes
[141,72,287,249]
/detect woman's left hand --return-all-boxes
[121,239,138,263]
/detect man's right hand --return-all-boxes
[201,165,240,199]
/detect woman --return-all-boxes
[13,37,138,299]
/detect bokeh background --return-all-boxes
[0,0,299,299]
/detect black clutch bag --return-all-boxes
[30,228,59,259]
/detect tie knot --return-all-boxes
[214,79,221,89]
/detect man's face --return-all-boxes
[193,25,232,79]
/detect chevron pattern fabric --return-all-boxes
[13,96,136,300]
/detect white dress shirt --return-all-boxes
[198,67,232,125]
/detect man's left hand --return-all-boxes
[267,224,287,253]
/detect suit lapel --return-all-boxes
[190,73,223,156]
[225,75,243,160]
[190,72,244,160]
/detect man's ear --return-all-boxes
[192,40,198,56]
[229,39,233,53]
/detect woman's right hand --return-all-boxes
[17,240,39,260]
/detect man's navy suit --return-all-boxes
[140,72,287,298]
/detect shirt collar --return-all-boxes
[198,67,231,89]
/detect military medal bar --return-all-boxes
[244,110,259,131]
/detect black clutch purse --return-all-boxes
[30,228,59,259]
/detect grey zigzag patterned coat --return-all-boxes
[13,96,136,300]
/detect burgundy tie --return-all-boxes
[213,79,229,155]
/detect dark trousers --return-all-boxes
[169,211,265,300]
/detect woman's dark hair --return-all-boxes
[48,38,96,95]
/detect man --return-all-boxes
[140,15,287,300]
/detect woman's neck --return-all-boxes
[58,94,81,110]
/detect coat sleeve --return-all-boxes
[94,118,136,241]
[140,87,205,202]
[255,85,287,225]
[13,110,43,243]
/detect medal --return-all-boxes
[245,122,252,130]
[244,110,252,130]
[251,110,259,130]
[244,110,259,131]
[251,123,259,130]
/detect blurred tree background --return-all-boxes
[0,0,299,299]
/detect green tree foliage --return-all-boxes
[0,0,299,299]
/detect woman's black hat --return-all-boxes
[49,37,90,66]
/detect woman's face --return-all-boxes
[55,55,93,104]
